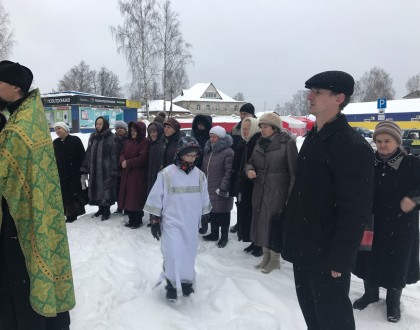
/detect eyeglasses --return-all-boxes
[184,153,198,159]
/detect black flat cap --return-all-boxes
[305,70,355,95]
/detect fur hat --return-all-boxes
[54,121,69,132]
[239,103,255,115]
[305,70,355,96]
[114,120,128,131]
[163,117,180,132]
[209,125,227,138]
[241,117,260,142]
[373,121,402,146]
[258,113,282,130]
[0,60,33,94]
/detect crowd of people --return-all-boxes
[0,61,419,329]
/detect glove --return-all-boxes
[151,223,161,241]
[216,188,229,198]
[80,174,88,190]
[201,213,210,224]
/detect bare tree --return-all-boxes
[352,66,395,102]
[111,0,160,119]
[156,0,192,111]
[0,2,15,60]
[283,90,309,116]
[233,92,244,101]
[92,67,122,97]
[57,61,94,93]
[168,64,189,97]
[406,74,420,94]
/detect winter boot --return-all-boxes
[203,222,219,241]
[165,280,177,301]
[255,247,270,269]
[244,243,255,253]
[199,223,208,235]
[251,246,263,257]
[66,216,77,223]
[261,250,281,273]
[230,223,238,233]
[386,288,402,323]
[218,223,229,248]
[101,206,111,221]
[129,212,143,229]
[352,282,380,310]
[92,206,103,218]
[181,283,194,297]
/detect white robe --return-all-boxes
[144,164,211,289]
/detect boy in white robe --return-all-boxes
[144,136,211,301]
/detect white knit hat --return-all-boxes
[209,125,226,138]
[54,121,69,132]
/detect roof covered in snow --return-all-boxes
[343,98,420,115]
[139,100,190,113]
[173,83,240,103]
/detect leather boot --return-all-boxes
[92,206,103,218]
[181,283,194,297]
[203,221,219,241]
[101,206,111,221]
[353,281,379,310]
[261,250,280,273]
[255,247,270,269]
[165,280,177,301]
[251,246,263,257]
[386,288,402,323]
[244,243,255,252]
[218,223,229,248]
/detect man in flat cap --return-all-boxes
[282,71,374,330]
[0,60,75,329]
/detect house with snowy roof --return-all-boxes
[173,83,246,115]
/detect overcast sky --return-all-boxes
[4,0,420,111]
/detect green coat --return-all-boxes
[0,89,75,316]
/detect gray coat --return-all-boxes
[245,131,298,248]
[202,135,234,213]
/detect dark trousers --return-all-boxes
[0,198,70,330]
[209,212,230,237]
[293,264,355,330]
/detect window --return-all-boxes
[205,92,217,98]
[196,104,201,111]
[206,104,210,111]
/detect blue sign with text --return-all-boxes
[377,98,387,109]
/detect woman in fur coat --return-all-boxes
[80,116,119,220]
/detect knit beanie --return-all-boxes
[239,103,255,115]
[258,113,282,130]
[54,121,69,132]
[209,125,227,138]
[164,117,180,132]
[241,117,260,142]
[373,121,402,146]
[114,120,128,131]
[0,60,33,93]
[154,111,166,124]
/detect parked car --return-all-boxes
[352,126,373,138]
[402,129,420,156]
[180,128,192,136]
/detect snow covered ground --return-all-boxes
[57,133,420,330]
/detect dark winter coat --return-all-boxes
[231,121,242,153]
[202,135,234,213]
[234,132,261,241]
[192,114,212,169]
[118,122,150,212]
[147,122,164,194]
[162,130,183,168]
[353,150,420,289]
[81,128,119,206]
[282,114,375,274]
[245,131,298,248]
[53,134,86,218]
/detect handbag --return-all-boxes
[359,215,374,251]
